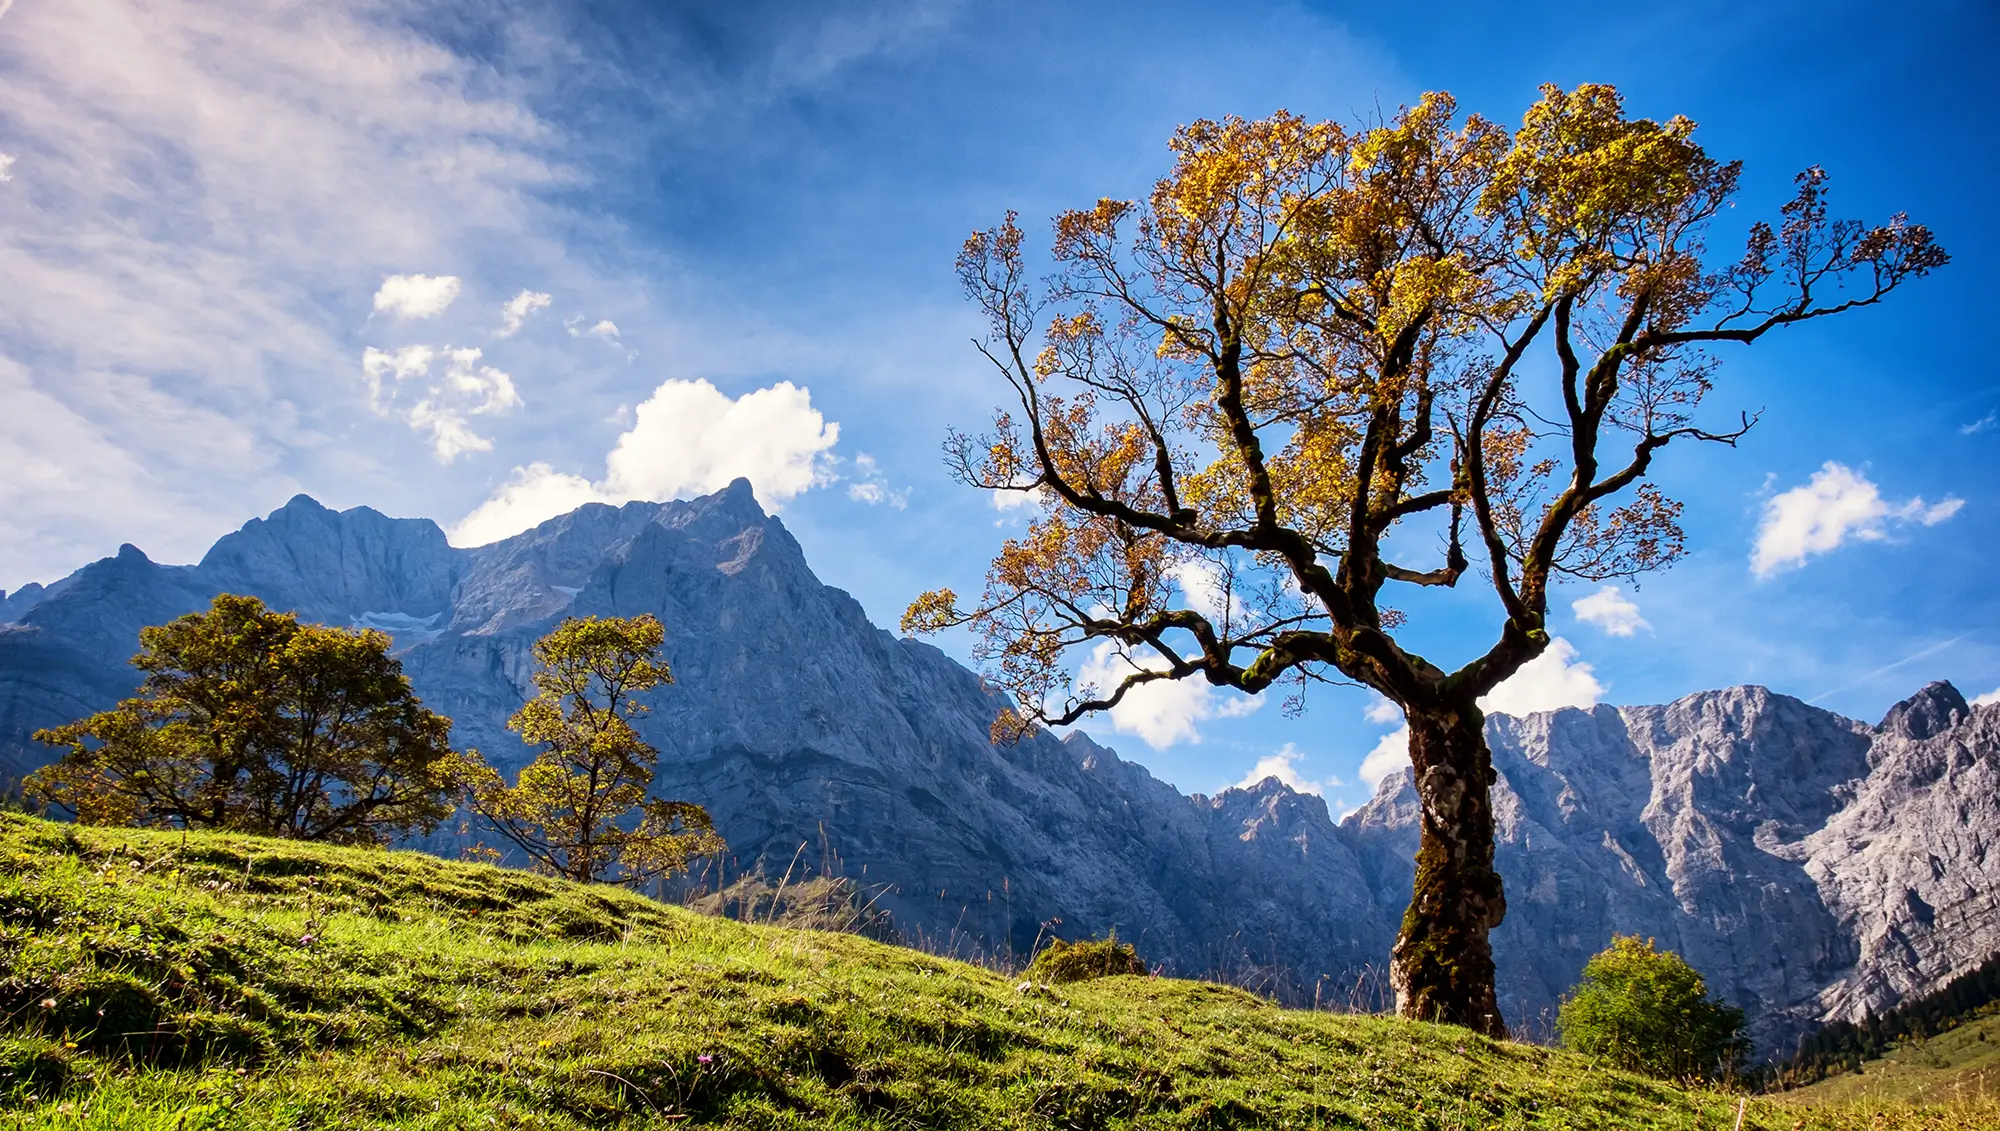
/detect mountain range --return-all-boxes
[3,482,1994,1059]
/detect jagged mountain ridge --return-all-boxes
[2,485,1995,1057]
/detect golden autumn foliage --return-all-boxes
[908,84,1943,1032]
[911,83,1944,729]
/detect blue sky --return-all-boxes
[1,0,1994,813]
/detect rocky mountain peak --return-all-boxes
[1876,680,1969,742]
[2,486,1997,1060]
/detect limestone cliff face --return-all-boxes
[1345,683,1999,1053]
[4,485,1997,1057]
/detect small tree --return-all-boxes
[461,614,724,884]
[26,594,461,844]
[1558,935,1748,1081]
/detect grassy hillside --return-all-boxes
[1782,1008,2000,1108]
[0,813,1987,1130]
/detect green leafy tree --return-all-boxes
[1557,935,1749,1081]
[461,614,724,884]
[26,593,461,844]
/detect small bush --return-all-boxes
[1025,931,1146,984]
[1557,935,1748,1081]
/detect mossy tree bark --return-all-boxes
[1391,703,1506,1036]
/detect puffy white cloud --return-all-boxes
[450,378,839,545]
[1363,694,1403,726]
[1073,640,1262,750]
[1355,638,1603,789]
[1572,585,1651,637]
[372,274,462,320]
[496,290,551,338]
[587,319,620,339]
[990,487,1041,512]
[0,152,14,182]
[1972,686,2000,708]
[603,379,835,502]
[1233,743,1341,796]
[1478,636,1605,717]
[1358,727,1409,789]
[1752,462,1965,579]
[449,462,602,548]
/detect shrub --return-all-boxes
[1026,931,1147,984]
[1557,935,1748,1081]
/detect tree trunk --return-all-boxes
[1390,701,1507,1036]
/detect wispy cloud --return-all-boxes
[1962,412,1996,436]
[0,0,569,582]
[845,453,909,508]
[1807,636,1968,705]
[495,290,552,338]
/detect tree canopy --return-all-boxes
[461,614,724,885]
[1558,935,1748,1081]
[27,593,461,845]
[906,84,1943,1032]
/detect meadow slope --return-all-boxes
[0,814,1988,1130]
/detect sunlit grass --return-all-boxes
[0,813,1975,1129]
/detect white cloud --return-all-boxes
[0,0,570,584]
[359,345,434,409]
[1171,559,1229,623]
[1072,639,1263,749]
[1233,743,1341,795]
[565,315,620,340]
[1353,640,1602,789]
[845,452,909,508]
[1572,585,1651,637]
[991,487,1042,512]
[449,462,604,548]
[372,274,462,320]
[1962,413,1996,436]
[1972,687,2000,708]
[1752,462,1965,579]
[496,290,551,338]
[360,345,521,463]
[0,152,14,182]
[1363,694,1403,726]
[451,378,839,545]
[1358,727,1409,789]
[1478,636,1605,718]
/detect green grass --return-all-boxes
[1779,1008,2000,1109]
[0,812,1982,1130]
